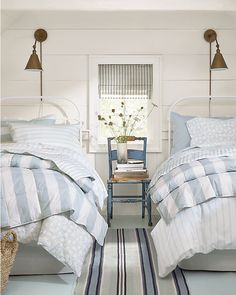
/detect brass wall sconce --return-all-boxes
[25,29,48,97]
[204,29,228,116]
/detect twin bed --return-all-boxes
[149,96,236,277]
[1,96,108,277]
[1,96,236,280]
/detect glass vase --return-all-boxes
[117,142,128,164]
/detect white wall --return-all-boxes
[2,10,236,215]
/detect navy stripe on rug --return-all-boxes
[84,240,104,295]
[116,229,120,295]
[117,229,127,295]
[136,228,158,295]
[173,267,190,295]
[122,229,127,295]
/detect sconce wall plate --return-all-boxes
[204,29,217,43]
[34,29,48,43]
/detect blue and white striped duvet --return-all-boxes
[150,144,236,277]
[1,143,108,246]
[149,144,236,221]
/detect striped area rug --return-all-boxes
[75,228,189,295]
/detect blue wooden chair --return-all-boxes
[107,137,152,227]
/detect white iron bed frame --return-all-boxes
[1,96,80,119]
[167,95,236,271]
[1,96,83,275]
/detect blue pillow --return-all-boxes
[170,112,233,154]
[170,112,194,154]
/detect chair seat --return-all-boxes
[108,177,150,184]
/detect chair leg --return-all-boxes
[147,192,152,226]
[107,183,112,227]
[111,185,113,219]
[142,183,145,218]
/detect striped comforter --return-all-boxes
[149,145,236,222]
[149,145,236,277]
[1,143,108,245]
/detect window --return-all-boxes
[89,55,162,152]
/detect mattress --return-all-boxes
[178,250,236,271]
[11,243,72,275]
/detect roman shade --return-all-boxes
[98,64,153,99]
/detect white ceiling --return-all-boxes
[2,0,236,33]
[2,0,236,11]
[2,10,236,31]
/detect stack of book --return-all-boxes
[113,160,149,180]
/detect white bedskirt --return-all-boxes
[11,243,72,275]
[178,249,236,271]
[151,197,236,277]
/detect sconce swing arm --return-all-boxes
[204,29,228,117]
[25,29,48,99]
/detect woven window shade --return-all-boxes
[98,64,153,99]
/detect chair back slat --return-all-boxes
[111,150,118,160]
[127,149,145,160]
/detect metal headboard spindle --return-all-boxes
[167,96,236,155]
[1,96,82,145]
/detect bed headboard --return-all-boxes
[167,96,236,155]
[1,96,80,122]
[1,96,82,144]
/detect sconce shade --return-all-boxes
[25,50,42,71]
[211,49,228,70]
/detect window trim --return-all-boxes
[89,55,162,153]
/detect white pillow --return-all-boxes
[187,117,236,147]
[1,115,56,143]
[9,123,81,152]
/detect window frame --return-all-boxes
[89,55,162,153]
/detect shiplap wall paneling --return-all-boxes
[2,11,236,215]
